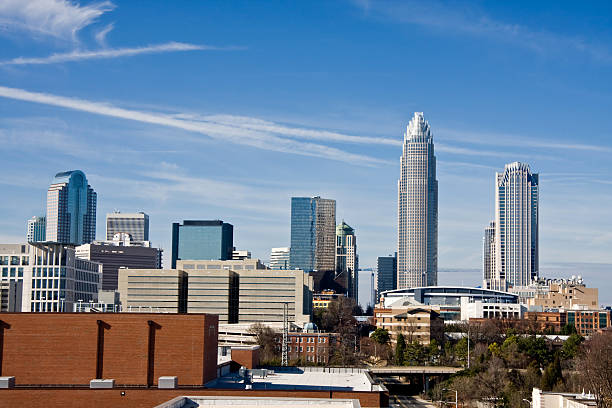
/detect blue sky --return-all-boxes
[1,1,611,302]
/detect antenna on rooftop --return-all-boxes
[281,302,289,366]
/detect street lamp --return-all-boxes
[443,388,458,408]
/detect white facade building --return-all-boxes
[397,112,438,289]
[27,216,46,242]
[532,388,596,408]
[485,162,539,290]
[269,247,290,270]
[460,297,525,320]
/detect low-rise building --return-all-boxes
[523,309,610,336]
[532,387,596,407]
[374,305,444,345]
[461,297,525,320]
[510,277,598,310]
[313,290,343,309]
[282,331,337,364]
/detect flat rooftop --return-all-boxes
[209,368,373,392]
[156,396,360,408]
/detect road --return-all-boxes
[390,395,437,408]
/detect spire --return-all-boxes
[404,112,432,143]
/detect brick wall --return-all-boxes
[231,346,259,369]
[0,313,218,386]
[0,387,388,408]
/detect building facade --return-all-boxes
[483,221,496,287]
[106,211,149,241]
[289,196,336,273]
[45,170,97,245]
[511,277,599,311]
[374,305,444,345]
[377,254,397,301]
[283,332,337,364]
[179,259,313,325]
[76,240,162,291]
[26,216,46,242]
[0,280,22,311]
[397,112,438,289]
[335,221,358,299]
[118,269,187,313]
[23,243,101,312]
[269,247,290,270]
[486,162,539,290]
[171,220,234,268]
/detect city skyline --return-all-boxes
[0,1,610,301]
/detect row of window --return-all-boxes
[0,256,29,266]
[1,267,24,278]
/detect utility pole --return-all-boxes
[281,302,289,366]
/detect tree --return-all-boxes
[540,354,563,391]
[404,341,425,365]
[561,333,583,360]
[365,305,374,316]
[248,323,280,364]
[371,328,390,345]
[576,331,612,407]
[395,333,406,365]
[560,323,577,335]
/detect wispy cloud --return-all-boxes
[94,22,113,47]
[0,0,115,41]
[438,128,612,154]
[0,42,222,66]
[353,0,612,63]
[0,85,387,166]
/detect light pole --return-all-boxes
[443,388,458,408]
[522,399,532,407]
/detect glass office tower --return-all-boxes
[106,211,149,241]
[397,112,438,289]
[171,220,234,268]
[45,170,97,245]
[27,216,46,242]
[335,221,358,299]
[289,196,336,272]
[488,162,539,290]
[377,253,397,300]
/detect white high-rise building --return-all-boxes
[483,221,496,288]
[486,162,539,290]
[397,112,438,289]
[335,221,358,298]
[269,247,290,270]
[27,216,46,242]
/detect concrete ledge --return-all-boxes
[0,376,15,389]
[90,379,115,389]
[158,376,178,389]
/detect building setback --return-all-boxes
[45,170,97,245]
[171,220,234,268]
[397,112,438,289]
[76,241,162,291]
[106,211,149,241]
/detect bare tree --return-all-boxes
[576,330,612,407]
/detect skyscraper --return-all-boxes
[486,162,539,290]
[26,216,46,242]
[377,253,397,300]
[289,196,336,273]
[171,220,234,268]
[45,170,97,245]
[335,221,358,299]
[482,221,496,289]
[397,112,438,289]
[106,211,149,241]
[269,247,290,270]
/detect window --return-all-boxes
[10,256,19,265]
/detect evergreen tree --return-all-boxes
[540,354,563,391]
[395,333,406,365]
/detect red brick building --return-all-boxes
[0,313,218,386]
[276,332,337,364]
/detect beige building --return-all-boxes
[178,259,313,325]
[118,269,186,313]
[374,304,444,345]
[511,277,598,310]
[176,261,239,323]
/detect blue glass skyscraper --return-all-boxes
[45,170,97,245]
[171,220,234,268]
[289,197,336,273]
